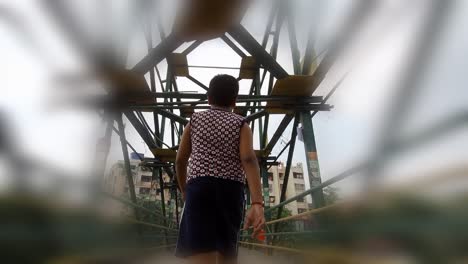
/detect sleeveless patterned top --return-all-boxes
[187,108,246,184]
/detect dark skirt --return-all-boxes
[175,176,245,258]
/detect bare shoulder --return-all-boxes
[240,122,252,137]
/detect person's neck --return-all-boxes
[210,105,233,112]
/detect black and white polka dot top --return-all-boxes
[187,108,246,184]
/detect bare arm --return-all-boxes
[175,123,191,197]
[240,123,265,237]
[240,123,263,203]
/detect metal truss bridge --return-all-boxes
[1,0,467,263]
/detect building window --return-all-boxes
[294,183,305,191]
[139,187,150,194]
[297,197,305,203]
[278,173,284,179]
[268,184,273,192]
[130,165,136,170]
[269,196,276,203]
[298,208,307,214]
[268,172,273,181]
[141,176,152,182]
[280,184,283,191]
[293,172,303,179]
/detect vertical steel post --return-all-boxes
[273,114,299,243]
[160,68,172,141]
[94,117,113,184]
[255,72,264,146]
[300,111,325,208]
[170,75,182,145]
[261,164,270,216]
[261,9,284,148]
[151,15,172,243]
[285,2,301,75]
[144,19,170,245]
[158,168,168,245]
[260,161,270,249]
[117,114,141,234]
[261,1,279,48]
[302,30,317,76]
[175,184,180,224]
[89,115,114,202]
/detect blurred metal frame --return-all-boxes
[6,0,459,258]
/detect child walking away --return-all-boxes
[175,74,265,264]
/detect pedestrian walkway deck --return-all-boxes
[140,248,294,264]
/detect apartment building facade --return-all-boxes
[106,163,171,199]
[104,153,175,214]
[267,162,311,230]
[105,154,311,228]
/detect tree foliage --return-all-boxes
[323,186,340,205]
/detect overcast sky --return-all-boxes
[0,0,467,197]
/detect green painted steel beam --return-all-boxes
[93,117,113,178]
[132,32,184,74]
[160,66,175,141]
[255,72,265,148]
[242,79,258,118]
[221,35,247,58]
[273,114,299,237]
[261,1,279,48]
[186,65,243,70]
[266,162,367,213]
[261,165,271,219]
[261,10,283,151]
[262,114,269,149]
[117,114,141,234]
[153,108,189,126]
[228,25,289,79]
[109,126,143,161]
[311,72,348,118]
[266,111,468,213]
[302,0,374,81]
[126,97,322,105]
[141,92,323,102]
[142,18,171,231]
[300,111,325,209]
[124,111,157,148]
[131,105,332,112]
[244,110,268,123]
[136,111,171,149]
[126,98,322,106]
[158,167,169,245]
[187,75,209,91]
[182,40,203,55]
[285,3,301,75]
[264,114,294,155]
[267,140,290,171]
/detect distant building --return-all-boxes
[105,159,172,201]
[105,155,312,228]
[104,153,177,216]
[267,162,311,230]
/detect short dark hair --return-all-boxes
[208,74,239,107]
